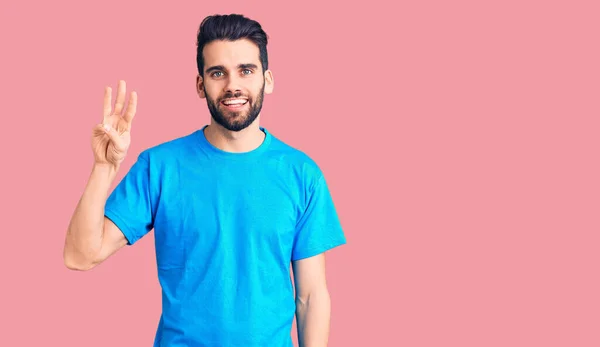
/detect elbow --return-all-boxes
[64,258,95,271]
[63,254,95,271]
[63,245,97,271]
[296,286,330,307]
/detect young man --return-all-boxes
[63,14,346,347]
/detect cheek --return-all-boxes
[204,87,220,102]
[203,82,220,95]
[250,84,264,98]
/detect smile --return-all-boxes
[221,98,248,109]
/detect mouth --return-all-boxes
[220,98,249,110]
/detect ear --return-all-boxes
[196,74,206,98]
[264,70,274,94]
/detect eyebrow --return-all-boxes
[205,63,259,74]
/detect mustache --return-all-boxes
[220,91,248,100]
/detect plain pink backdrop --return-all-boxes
[0,0,599,346]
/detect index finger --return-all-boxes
[103,86,112,122]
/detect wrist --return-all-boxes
[92,162,119,177]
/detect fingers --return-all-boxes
[100,123,125,148]
[123,91,137,126]
[103,86,112,122]
[103,80,135,127]
[113,80,126,115]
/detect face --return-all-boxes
[197,39,274,132]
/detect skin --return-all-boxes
[63,38,331,347]
[293,253,332,347]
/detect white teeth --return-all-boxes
[223,99,247,105]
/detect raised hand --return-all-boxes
[91,80,137,168]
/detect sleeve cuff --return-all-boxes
[291,237,347,261]
[104,208,138,246]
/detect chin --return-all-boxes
[218,118,251,132]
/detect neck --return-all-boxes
[204,119,265,153]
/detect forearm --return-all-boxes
[64,163,118,269]
[295,287,331,347]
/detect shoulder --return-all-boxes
[136,130,199,163]
[266,131,325,187]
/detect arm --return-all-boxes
[63,163,128,271]
[292,253,331,347]
[63,80,137,271]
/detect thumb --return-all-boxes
[101,123,124,148]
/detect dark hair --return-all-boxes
[196,14,269,77]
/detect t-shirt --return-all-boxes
[104,125,347,346]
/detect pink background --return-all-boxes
[1,0,599,346]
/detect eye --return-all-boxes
[211,71,223,78]
[242,69,252,75]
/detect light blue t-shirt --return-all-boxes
[104,125,346,346]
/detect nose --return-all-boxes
[223,74,243,94]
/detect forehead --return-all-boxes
[202,39,260,69]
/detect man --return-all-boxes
[63,13,346,347]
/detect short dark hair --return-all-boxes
[196,14,269,77]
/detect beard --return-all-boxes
[205,81,265,132]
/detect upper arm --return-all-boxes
[292,253,328,301]
[90,216,129,267]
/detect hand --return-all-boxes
[91,80,137,168]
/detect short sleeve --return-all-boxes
[291,175,347,261]
[104,151,155,246]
